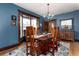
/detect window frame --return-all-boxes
[60,18,74,30]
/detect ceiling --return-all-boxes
[15,3,79,17]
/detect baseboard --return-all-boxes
[0,43,19,52]
[60,39,73,42]
[75,39,79,42]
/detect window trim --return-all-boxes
[60,18,74,30]
[18,10,40,45]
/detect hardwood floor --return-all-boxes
[70,42,79,56]
[0,46,17,56]
[0,41,79,56]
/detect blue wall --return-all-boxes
[53,10,79,40]
[0,3,44,48]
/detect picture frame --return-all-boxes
[11,15,16,26]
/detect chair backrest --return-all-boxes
[51,27,59,41]
[26,26,35,42]
[55,27,59,41]
[26,26,35,35]
[51,27,56,38]
[26,26,35,55]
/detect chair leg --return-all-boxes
[48,47,54,56]
[52,47,54,56]
[56,47,58,51]
[49,48,54,56]
[30,48,35,56]
[26,49,28,56]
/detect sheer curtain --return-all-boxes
[31,18,37,28]
[31,17,37,35]
[23,17,38,35]
[20,15,23,38]
[23,17,30,30]
[23,17,30,36]
[20,14,39,39]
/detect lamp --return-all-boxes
[44,3,54,20]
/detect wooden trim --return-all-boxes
[18,11,20,45]
[48,19,56,22]
[60,39,73,42]
[75,40,79,42]
[18,10,40,19]
[0,44,18,52]
[60,18,74,30]
[18,10,40,45]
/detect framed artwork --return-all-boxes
[11,15,16,26]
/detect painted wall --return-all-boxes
[0,3,44,48]
[53,10,79,40]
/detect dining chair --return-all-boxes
[26,26,34,55]
[48,27,55,55]
[48,27,59,55]
[54,27,59,51]
[26,26,41,56]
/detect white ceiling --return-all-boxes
[15,3,79,16]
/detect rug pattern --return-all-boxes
[4,42,70,56]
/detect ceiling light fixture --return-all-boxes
[44,3,54,20]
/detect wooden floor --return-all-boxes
[0,46,17,56]
[0,41,79,56]
[70,41,79,56]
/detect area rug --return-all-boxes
[4,42,70,56]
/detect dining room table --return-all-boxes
[34,33,53,55]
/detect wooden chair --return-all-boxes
[48,27,59,55]
[26,26,41,56]
[54,27,59,51]
[48,27,55,55]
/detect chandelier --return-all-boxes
[44,3,54,20]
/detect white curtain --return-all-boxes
[23,17,30,30]
[20,15,23,38]
[31,18,37,28]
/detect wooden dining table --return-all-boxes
[34,33,53,55]
[34,33,52,40]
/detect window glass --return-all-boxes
[23,17,30,30]
[61,19,72,30]
[31,17,37,28]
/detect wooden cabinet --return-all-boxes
[59,31,74,41]
[65,31,74,41]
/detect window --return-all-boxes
[31,17,37,28]
[19,11,40,39]
[23,17,30,30]
[61,19,72,30]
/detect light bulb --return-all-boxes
[43,15,46,18]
